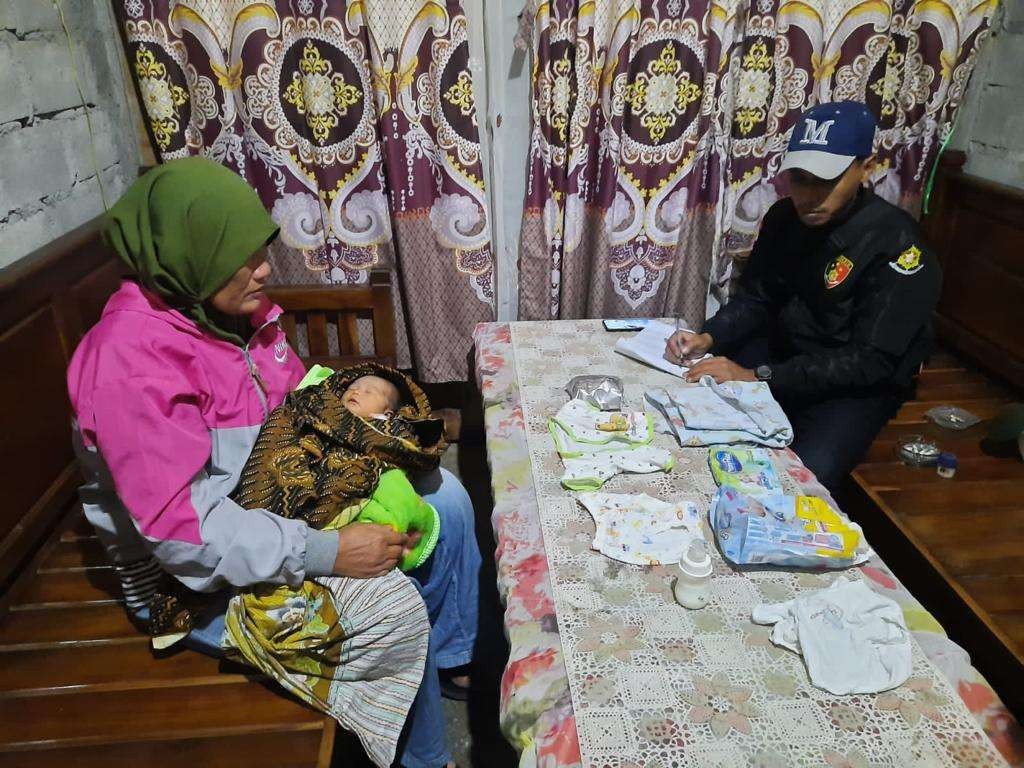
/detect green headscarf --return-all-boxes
[104,156,279,346]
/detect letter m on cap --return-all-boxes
[800,118,834,146]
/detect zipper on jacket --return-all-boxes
[244,318,278,421]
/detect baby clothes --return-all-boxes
[576,492,701,565]
[562,448,674,491]
[550,399,652,450]
[708,446,782,497]
[550,399,673,489]
[646,376,792,447]
[752,577,912,695]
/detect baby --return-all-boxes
[341,374,402,419]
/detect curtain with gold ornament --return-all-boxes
[116,0,494,381]
[518,0,995,322]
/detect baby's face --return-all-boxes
[341,375,400,418]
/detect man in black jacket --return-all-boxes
[666,101,942,491]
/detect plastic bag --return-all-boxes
[708,446,781,496]
[925,405,980,430]
[566,375,624,411]
[710,487,868,569]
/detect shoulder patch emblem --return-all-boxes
[824,255,854,289]
[890,245,924,275]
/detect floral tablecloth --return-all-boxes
[474,321,1023,768]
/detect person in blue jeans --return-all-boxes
[70,159,480,768]
[149,466,480,768]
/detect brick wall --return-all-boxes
[0,0,140,269]
[951,0,1024,190]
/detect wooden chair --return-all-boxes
[265,272,397,370]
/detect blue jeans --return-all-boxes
[399,467,481,768]
[170,468,480,768]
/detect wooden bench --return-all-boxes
[843,152,1024,717]
[0,218,397,766]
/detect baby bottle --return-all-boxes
[673,537,713,609]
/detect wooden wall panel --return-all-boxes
[925,152,1024,389]
[0,220,116,593]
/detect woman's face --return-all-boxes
[210,247,272,315]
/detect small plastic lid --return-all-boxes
[937,451,958,469]
[679,537,712,578]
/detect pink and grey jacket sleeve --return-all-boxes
[68,282,338,592]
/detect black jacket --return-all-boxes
[703,189,942,402]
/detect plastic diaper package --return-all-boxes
[707,446,781,496]
[709,486,869,569]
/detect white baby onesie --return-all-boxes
[751,577,912,695]
[550,399,672,489]
[561,446,674,491]
[576,492,701,565]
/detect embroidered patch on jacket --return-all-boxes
[824,255,854,289]
[889,245,924,275]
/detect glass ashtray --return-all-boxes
[895,435,941,466]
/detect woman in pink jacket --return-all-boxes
[67,158,478,768]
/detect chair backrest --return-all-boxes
[264,270,397,369]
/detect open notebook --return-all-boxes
[613,320,707,376]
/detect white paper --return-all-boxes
[613,320,706,377]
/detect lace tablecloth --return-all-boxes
[474,320,1024,768]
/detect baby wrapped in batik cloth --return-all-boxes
[224,363,448,767]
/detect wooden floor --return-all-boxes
[0,503,335,767]
[848,349,1024,709]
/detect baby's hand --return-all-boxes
[403,530,423,560]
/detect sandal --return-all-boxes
[439,668,471,701]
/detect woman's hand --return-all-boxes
[334,524,410,578]
[685,356,756,384]
[665,330,713,365]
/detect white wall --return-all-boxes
[950,0,1024,190]
[0,0,140,269]
[466,0,532,321]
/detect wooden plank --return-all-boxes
[0,307,76,545]
[922,351,964,370]
[911,380,1010,403]
[915,368,978,386]
[0,726,326,768]
[280,312,298,351]
[306,313,329,357]
[958,575,1024,616]
[37,537,109,571]
[862,431,995,463]
[878,480,1024,515]
[0,641,248,694]
[925,531,1024,578]
[12,568,121,607]
[848,473,1024,670]
[337,312,360,356]
[991,611,1024,656]
[892,397,1011,424]
[854,458,1024,490]
[0,680,320,746]
[0,604,139,646]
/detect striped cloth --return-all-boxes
[115,556,164,610]
[223,569,429,768]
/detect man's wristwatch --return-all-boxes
[754,364,773,382]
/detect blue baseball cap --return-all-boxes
[780,101,877,180]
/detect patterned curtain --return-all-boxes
[117,0,494,382]
[518,0,995,323]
